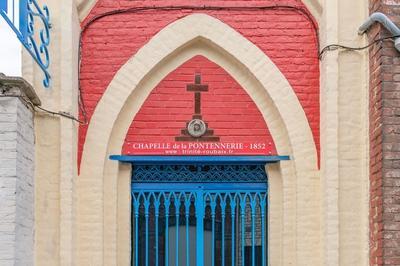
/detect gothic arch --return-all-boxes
[77,14,320,265]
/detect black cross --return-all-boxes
[187,74,208,116]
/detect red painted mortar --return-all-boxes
[79,0,320,165]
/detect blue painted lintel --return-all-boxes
[109,155,290,165]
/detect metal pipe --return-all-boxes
[358,12,400,35]
[358,12,400,52]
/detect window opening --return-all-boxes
[131,163,268,266]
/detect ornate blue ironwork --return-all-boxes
[0,0,51,87]
[131,184,268,265]
[129,156,270,265]
[132,164,268,183]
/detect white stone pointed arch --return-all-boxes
[77,13,320,265]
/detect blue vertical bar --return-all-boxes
[185,195,191,266]
[196,190,204,266]
[231,195,236,266]
[175,195,180,266]
[251,195,256,266]
[133,195,140,266]
[19,0,28,43]
[221,197,226,266]
[135,214,139,266]
[165,195,171,266]
[240,195,246,266]
[154,196,160,266]
[144,196,150,266]
[265,194,268,266]
[261,194,266,266]
[210,195,216,266]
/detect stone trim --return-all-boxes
[0,73,41,106]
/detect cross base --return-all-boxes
[175,116,220,142]
[175,73,220,142]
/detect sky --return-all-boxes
[0,0,21,76]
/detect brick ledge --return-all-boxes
[0,73,41,106]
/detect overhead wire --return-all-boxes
[0,94,85,124]
[24,5,392,124]
[3,6,391,124]
[319,34,400,59]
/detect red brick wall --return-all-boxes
[122,55,276,155]
[79,0,320,163]
[369,1,400,265]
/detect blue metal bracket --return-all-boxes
[0,1,7,12]
[0,0,51,87]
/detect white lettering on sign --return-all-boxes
[132,143,171,149]
[126,142,274,155]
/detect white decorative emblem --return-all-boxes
[187,119,207,137]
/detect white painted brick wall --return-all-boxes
[0,96,34,266]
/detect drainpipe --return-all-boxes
[358,12,400,52]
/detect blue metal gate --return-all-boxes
[129,159,270,266]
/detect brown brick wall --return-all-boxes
[369,1,400,265]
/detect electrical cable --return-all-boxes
[76,4,396,123]
[35,105,84,124]
[5,7,390,130]
[77,5,320,125]
[81,5,319,36]
[319,34,400,59]
[0,94,85,124]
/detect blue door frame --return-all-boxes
[110,155,289,266]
